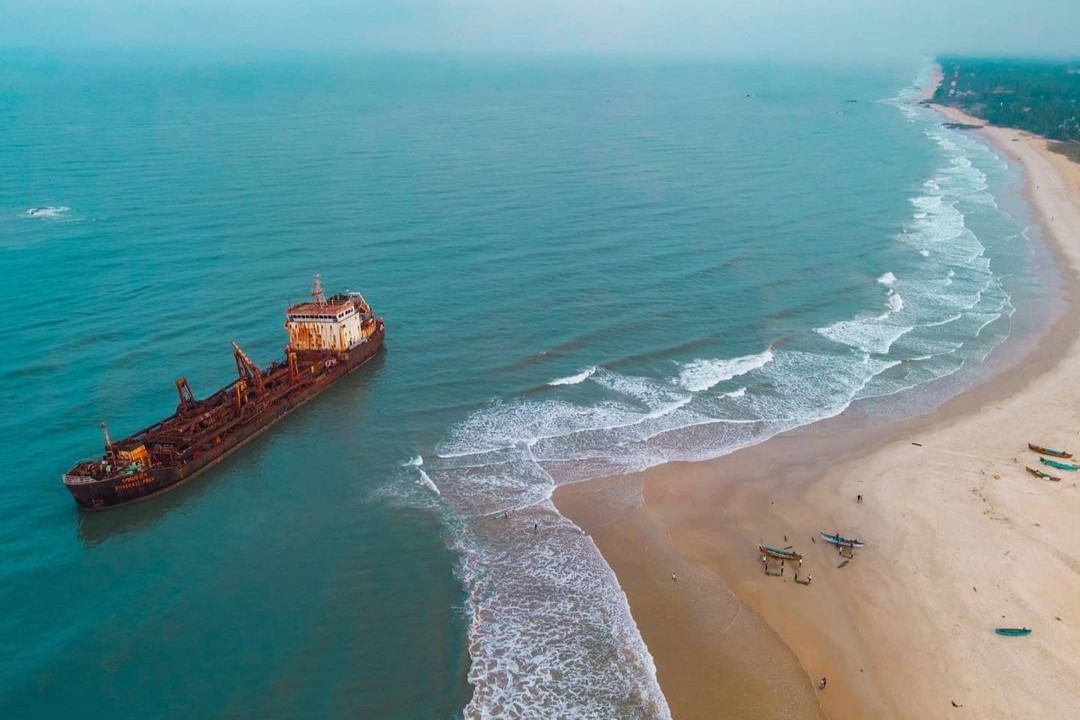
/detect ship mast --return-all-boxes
[101,421,115,460]
[311,273,326,305]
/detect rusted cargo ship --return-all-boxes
[63,275,385,510]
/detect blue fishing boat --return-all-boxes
[995,627,1031,637]
[1027,443,1072,458]
[820,531,864,548]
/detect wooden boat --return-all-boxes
[758,544,803,561]
[1040,457,1078,472]
[820,531,864,548]
[1026,466,1062,482]
[1027,443,1072,459]
[995,627,1032,637]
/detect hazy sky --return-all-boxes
[2,0,1077,59]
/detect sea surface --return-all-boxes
[0,53,1050,718]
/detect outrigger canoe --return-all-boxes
[1040,457,1078,472]
[1026,466,1062,482]
[995,627,1032,637]
[758,544,803,561]
[1027,443,1072,459]
[820,532,864,548]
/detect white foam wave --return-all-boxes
[677,348,774,392]
[816,317,913,355]
[548,366,597,386]
[722,387,747,398]
[877,271,897,285]
[24,206,69,218]
[403,455,423,467]
[886,289,904,313]
[417,468,440,495]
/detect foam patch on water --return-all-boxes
[877,271,897,285]
[417,468,440,495]
[23,206,70,218]
[817,319,914,355]
[677,348,774,392]
[447,502,672,719]
[549,366,597,386]
[886,289,904,313]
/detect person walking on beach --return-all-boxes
[819,677,827,690]
[672,572,678,583]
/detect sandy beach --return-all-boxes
[556,98,1080,717]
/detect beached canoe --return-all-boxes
[995,627,1032,637]
[1039,457,1078,471]
[1026,466,1062,482]
[758,544,803,561]
[1027,443,1073,459]
[819,532,864,548]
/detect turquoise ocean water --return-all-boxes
[0,53,1048,718]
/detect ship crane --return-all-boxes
[231,341,266,395]
[175,378,197,413]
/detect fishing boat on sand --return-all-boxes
[1039,457,1078,472]
[1026,466,1062,482]
[995,627,1032,637]
[1027,443,1072,459]
[820,532,864,548]
[758,544,803,561]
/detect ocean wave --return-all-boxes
[451,501,672,720]
[677,348,774,392]
[417,468,440,495]
[23,206,70,218]
[440,372,692,459]
[816,317,914,355]
[877,271,897,285]
[886,289,904,313]
[548,366,597,386]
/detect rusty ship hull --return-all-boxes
[63,280,384,510]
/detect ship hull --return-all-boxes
[65,326,384,510]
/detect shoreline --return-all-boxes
[556,94,1080,716]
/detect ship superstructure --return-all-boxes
[62,275,385,510]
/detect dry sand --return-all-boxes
[557,104,1080,718]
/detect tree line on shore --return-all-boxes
[934,57,1080,151]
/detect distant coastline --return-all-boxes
[930,57,1080,163]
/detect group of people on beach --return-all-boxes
[761,555,813,584]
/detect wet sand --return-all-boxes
[556,101,1080,717]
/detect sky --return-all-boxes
[2,0,1078,59]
